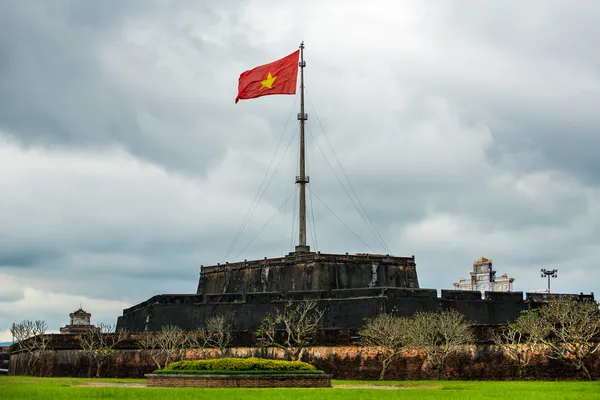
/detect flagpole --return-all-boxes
[295,41,310,253]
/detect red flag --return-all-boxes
[235,50,299,103]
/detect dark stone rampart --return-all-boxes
[116,288,595,332]
[197,252,419,294]
[116,252,594,337]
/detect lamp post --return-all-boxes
[540,269,558,293]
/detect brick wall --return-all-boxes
[145,374,332,388]
[9,345,600,380]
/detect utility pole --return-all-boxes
[540,269,558,293]
[295,41,310,253]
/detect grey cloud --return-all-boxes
[1,0,599,337]
[418,2,600,185]
[0,0,261,174]
[0,287,24,303]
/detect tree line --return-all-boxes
[358,297,600,380]
[9,316,233,378]
[10,297,600,379]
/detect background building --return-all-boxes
[453,257,515,294]
[59,308,97,334]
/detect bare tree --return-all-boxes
[78,323,127,378]
[493,310,550,378]
[539,298,600,380]
[32,332,53,377]
[10,320,52,375]
[158,325,188,368]
[10,320,38,374]
[256,299,324,361]
[188,315,232,357]
[137,332,162,370]
[402,309,474,380]
[137,325,188,370]
[358,313,406,380]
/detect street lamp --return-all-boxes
[540,269,558,293]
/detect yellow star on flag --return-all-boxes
[259,72,277,91]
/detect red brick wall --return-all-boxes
[9,345,600,380]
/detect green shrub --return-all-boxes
[161,357,317,373]
[153,369,325,375]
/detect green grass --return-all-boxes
[1,376,599,399]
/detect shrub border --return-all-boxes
[164,357,316,372]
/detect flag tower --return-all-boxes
[295,41,309,253]
[234,42,309,252]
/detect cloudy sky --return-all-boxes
[1,0,599,341]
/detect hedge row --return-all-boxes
[153,369,325,375]
[163,357,317,372]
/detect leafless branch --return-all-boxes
[539,298,600,380]
[188,316,232,358]
[493,310,550,378]
[137,332,163,370]
[402,309,473,380]
[138,325,190,370]
[78,322,127,378]
[358,313,406,380]
[256,299,324,361]
[10,320,51,375]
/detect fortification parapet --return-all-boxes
[197,252,418,295]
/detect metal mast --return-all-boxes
[295,41,310,253]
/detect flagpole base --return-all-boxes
[294,245,311,253]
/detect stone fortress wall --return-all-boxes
[117,287,593,333]
[116,252,594,333]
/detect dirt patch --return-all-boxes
[333,384,441,390]
[76,382,148,388]
[75,382,441,390]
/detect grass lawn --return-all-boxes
[1,376,599,399]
